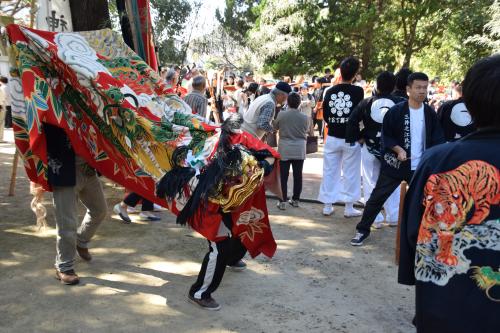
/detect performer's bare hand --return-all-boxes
[397,150,407,161]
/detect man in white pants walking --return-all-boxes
[318,57,364,217]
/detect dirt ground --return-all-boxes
[0,129,415,333]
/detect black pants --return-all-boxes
[4,106,12,128]
[189,236,246,300]
[189,213,246,300]
[123,192,153,211]
[314,119,323,137]
[279,159,304,201]
[356,171,413,234]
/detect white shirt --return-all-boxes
[409,104,425,170]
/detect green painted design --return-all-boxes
[189,130,209,155]
[150,121,178,142]
[36,159,44,176]
[14,131,29,140]
[16,44,40,71]
[97,57,132,69]
[135,169,149,177]
[471,266,500,302]
[96,151,108,161]
[25,79,50,131]
[51,89,64,123]
[12,116,28,130]
[61,88,130,158]
[105,87,125,104]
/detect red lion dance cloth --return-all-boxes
[6,24,278,258]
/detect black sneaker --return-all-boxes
[228,260,247,272]
[350,231,369,246]
[188,294,221,311]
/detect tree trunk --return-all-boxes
[69,0,111,31]
[402,47,412,68]
[360,27,375,78]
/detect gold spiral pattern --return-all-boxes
[209,152,264,212]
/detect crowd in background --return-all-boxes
[150,62,471,221]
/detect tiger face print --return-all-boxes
[418,160,500,266]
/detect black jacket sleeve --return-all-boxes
[381,105,401,151]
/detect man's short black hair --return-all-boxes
[324,68,331,74]
[0,76,8,84]
[317,77,328,84]
[376,71,396,95]
[287,92,301,109]
[246,82,259,94]
[407,72,429,87]
[395,68,412,91]
[463,54,500,128]
[339,57,360,82]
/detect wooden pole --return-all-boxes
[395,181,408,265]
[8,149,19,196]
[7,0,34,197]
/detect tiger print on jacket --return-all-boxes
[418,160,500,266]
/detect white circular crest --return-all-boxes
[450,102,472,127]
[370,98,395,124]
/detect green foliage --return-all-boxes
[190,26,258,71]
[150,0,191,39]
[216,0,263,42]
[150,0,192,66]
[217,0,496,81]
[467,0,500,54]
[414,0,494,81]
[156,38,185,66]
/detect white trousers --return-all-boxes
[361,145,400,222]
[318,136,361,204]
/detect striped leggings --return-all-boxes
[189,236,247,300]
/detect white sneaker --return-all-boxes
[387,221,399,227]
[322,204,334,216]
[153,203,167,212]
[344,208,362,218]
[375,213,384,223]
[277,201,286,210]
[113,203,132,223]
[373,222,383,229]
[139,212,161,221]
[127,206,139,214]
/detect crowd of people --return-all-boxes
[100,58,491,314]
[14,40,498,331]
[147,59,476,229]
